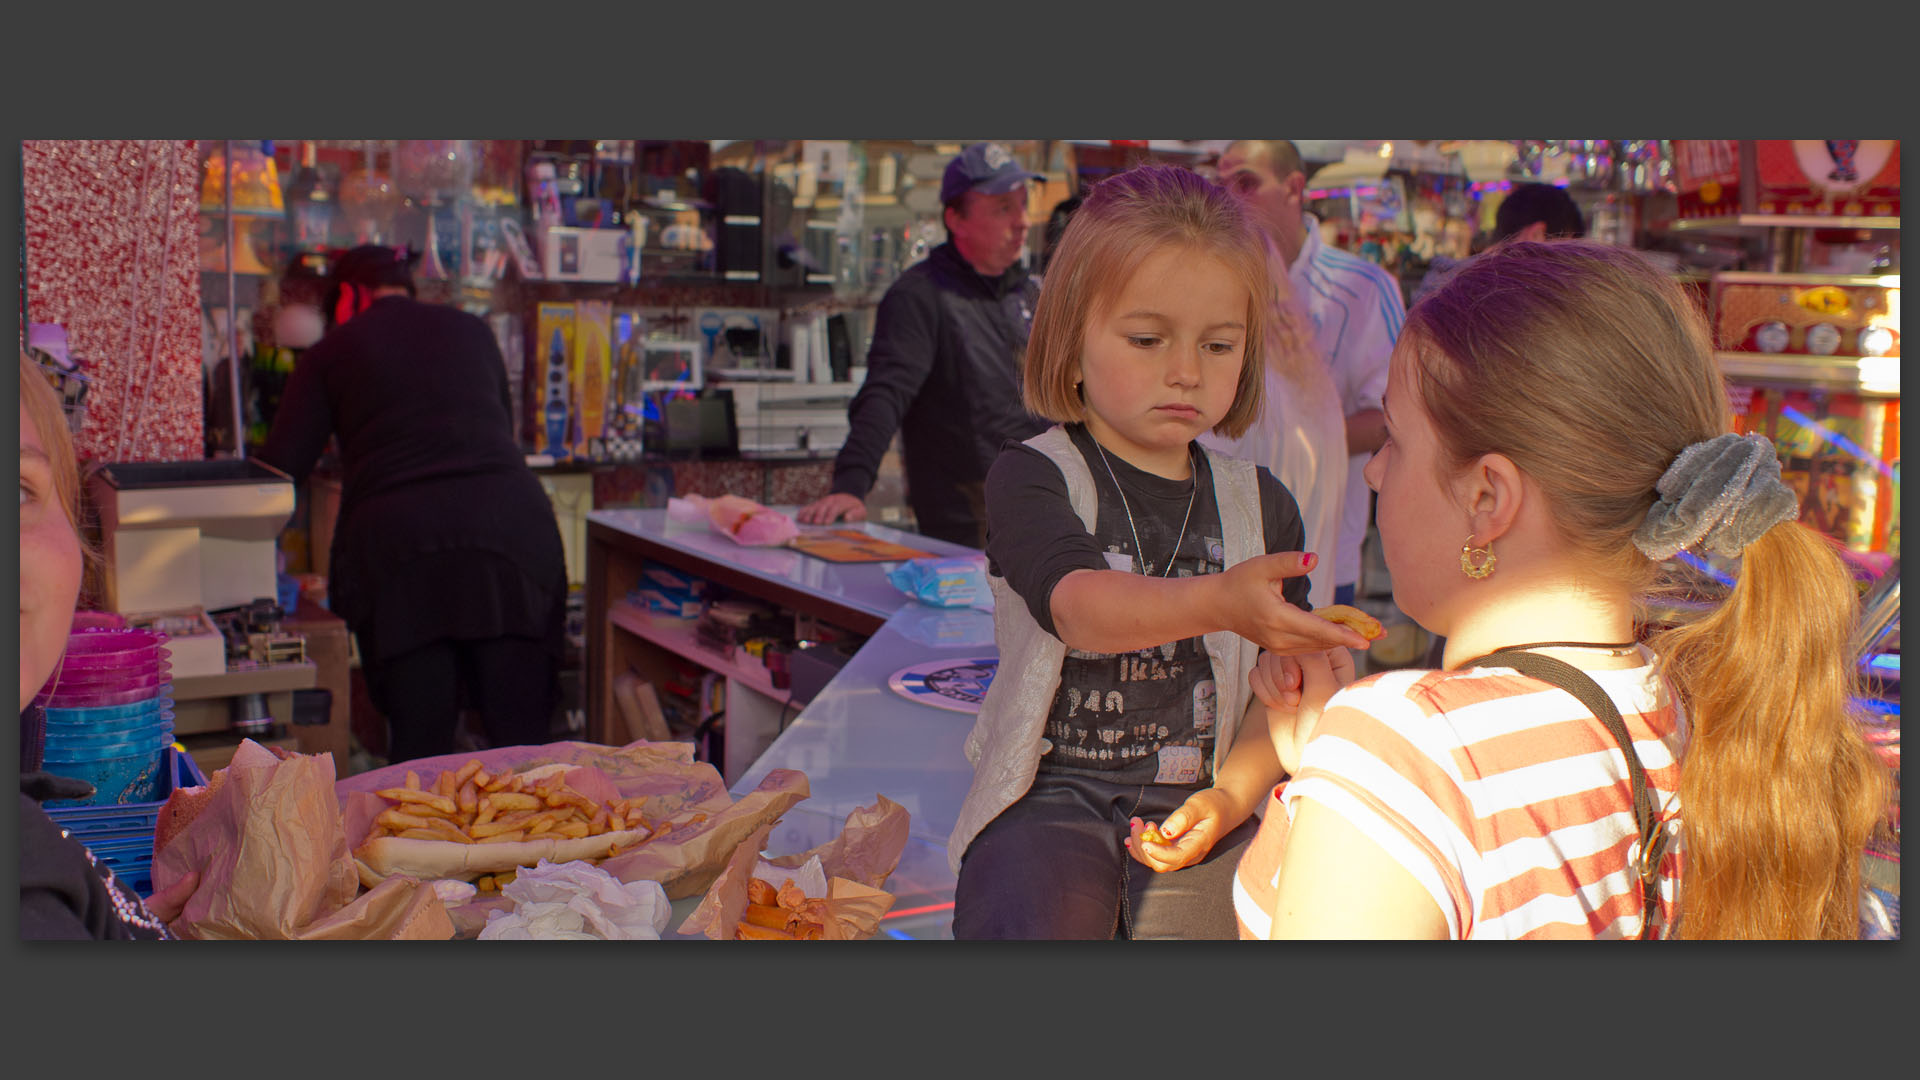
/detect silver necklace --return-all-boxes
[1091,438,1198,578]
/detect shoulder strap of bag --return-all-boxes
[1466,648,1670,940]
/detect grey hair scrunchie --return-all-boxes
[1632,432,1800,560]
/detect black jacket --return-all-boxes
[19,707,175,940]
[258,295,566,662]
[829,242,1047,547]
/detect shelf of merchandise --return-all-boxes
[606,600,781,700]
[1663,214,1900,232]
[1713,271,1900,287]
[1713,352,1900,397]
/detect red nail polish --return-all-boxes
[1302,552,1317,571]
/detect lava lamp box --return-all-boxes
[573,301,613,457]
[534,303,576,459]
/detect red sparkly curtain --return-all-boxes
[23,140,206,463]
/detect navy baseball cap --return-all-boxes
[941,142,1044,204]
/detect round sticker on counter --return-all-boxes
[1805,323,1843,356]
[887,656,998,714]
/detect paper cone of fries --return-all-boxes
[680,794,909,940]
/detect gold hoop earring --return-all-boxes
[1460,534,1496,579]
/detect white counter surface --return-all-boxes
[590,509,991,939]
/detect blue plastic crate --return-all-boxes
[45,747,208,897]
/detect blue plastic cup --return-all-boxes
[45,718,174,752]
[38,742,171,805]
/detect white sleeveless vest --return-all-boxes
[947,425,1266,873]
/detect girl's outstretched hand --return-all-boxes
[1250,650,1304,710]
[1125,787,1248,873]
[1265,647,1356,776]
[1217,553,1370,654]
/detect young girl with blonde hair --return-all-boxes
[1236,240,1891,939]
[947,165,1369,939]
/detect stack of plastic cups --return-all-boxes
[35,629,175,807]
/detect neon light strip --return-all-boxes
[881,901,956,920]
[1866,654,1900,674]
[1674,550,1736,587]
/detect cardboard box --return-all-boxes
[534,303,576,459]
[126,607,227,679]
[539,226,627,282]
[574,301,613,456]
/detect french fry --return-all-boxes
[472,799,498,827]
[496,869,517,886]
[434,771,456,798]
[470,812,537,838]
[482,771,514,793]
[405,770,421,790]
[741,903,790,930]
[489,792,543,812]
[476,875,496,892]
[376,787,459,815]
[378,808,436,832]
[451,759,484,791]
[424,817,472,843]
[398,828,447,841]
[553,821,591,840]
[476,830,526,844]
[527,816,557,837]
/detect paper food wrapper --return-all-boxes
[151,740,454,940]
[679,794,909,940]
[336,740,809,902]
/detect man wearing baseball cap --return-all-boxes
[798,142,1047,548]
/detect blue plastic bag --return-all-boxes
[886,557,989,609]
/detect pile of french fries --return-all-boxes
[735,877,830,940]
[364,758,707,892]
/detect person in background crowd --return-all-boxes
[1038,194,1083,279]
[947,165,1369,940]
[797,142,1048,548]
[1410,181,1587,307]
[1235,241,1891,939]
[19,350,200,938]
[1216,140,1405,608]
[259,245,568,765]
[1200,235,1347,610]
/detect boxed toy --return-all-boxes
[574,301,613,459]
[534,303,576,460]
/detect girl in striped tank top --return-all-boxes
[1234,240,1892,940]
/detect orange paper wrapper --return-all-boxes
[680,794,909,940]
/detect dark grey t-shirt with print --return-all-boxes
[983,424,1309,788]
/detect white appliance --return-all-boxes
[90,459,297,676]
